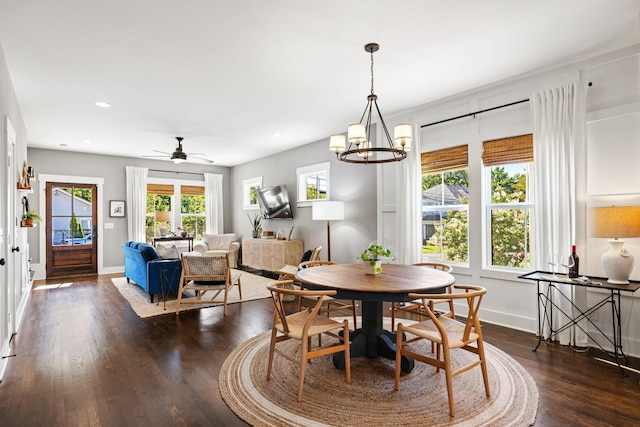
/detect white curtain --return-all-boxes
[205,173,223,234]
[125,166,148,242]
[395,124,422,265]
[531,82,588,345]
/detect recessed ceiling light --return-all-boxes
[83,139,93,144]
[94,101,112,108]
[273,133,281,138]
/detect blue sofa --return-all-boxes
[121,241,182,303]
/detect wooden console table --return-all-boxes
[242,238,303,271]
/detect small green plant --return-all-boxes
[23,210,41,221]
[247,212,262,236]
[361,243,391,273]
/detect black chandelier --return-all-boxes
[330,43,412,164]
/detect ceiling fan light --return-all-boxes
[173,158,186,164]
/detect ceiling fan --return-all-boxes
[143,136,213,164]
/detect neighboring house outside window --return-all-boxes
[482,134,534,269]
[421,145,469,264]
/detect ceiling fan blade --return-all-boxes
[186,152,206,157]
[152,149,171,155]
[142,154,170,158]
[187,156,214,164]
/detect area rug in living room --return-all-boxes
[111,269,273,318]
[220,317,538,427]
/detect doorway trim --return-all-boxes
[36,174,104,279]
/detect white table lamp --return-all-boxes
[155,211,171,237]
[312,201,344,261]
[588,206,640,284]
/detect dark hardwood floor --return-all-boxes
[1,273,640,426]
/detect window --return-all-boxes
[50,184,94,246]
[242,176,262,210]
[180,185,205,240]
[146,183,173,243]
[296,162,330,206]
[483,134,534,269]
[421,146,469,264]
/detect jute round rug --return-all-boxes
[220,317,538,426]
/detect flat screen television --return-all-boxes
[257,185,293,219]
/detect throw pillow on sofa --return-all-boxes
[157,244,180,259]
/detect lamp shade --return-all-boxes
[312,201,344,221]
[329,134,346,153]
[394,124,412,151]
[155,211,171,223]
[348,123,366,143]
[588,206,640,238]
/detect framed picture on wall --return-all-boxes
[109,200,125,217]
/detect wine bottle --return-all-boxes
[568,245,579,278]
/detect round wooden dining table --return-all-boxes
[296,263,455,372]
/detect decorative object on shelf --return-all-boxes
[312,201,344,261]
[155,211,171,237]
[178,227,189,238]
[247,212,262,238]
[360,242,391,275]
[18,160,33,190]
[21,210,41,227]
[329,43,412,164]
[588,205,640,284]
[109,200,125,217]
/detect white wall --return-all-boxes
[380,44,640,355]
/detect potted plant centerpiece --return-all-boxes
[248,212,262,238]
[361,243,391,275]
[21,210,42,227]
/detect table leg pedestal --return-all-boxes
[332,300,415,372]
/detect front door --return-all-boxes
[46,182,98,278]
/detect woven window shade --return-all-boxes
[181,185,204,196]
[421,145,468,174]
[147,183,174,195]
[482,134,533,166]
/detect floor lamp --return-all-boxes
[312,201,344,262]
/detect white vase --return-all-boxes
[602,240,635,284]
[363,260,382,275]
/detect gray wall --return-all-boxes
[27,148,232,269]
[231,136,378,264]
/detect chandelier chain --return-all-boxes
[370,49,375,95]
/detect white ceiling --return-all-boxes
[1,1,638,166]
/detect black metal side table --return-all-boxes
[519,270,640,375]
[155,259,182,310]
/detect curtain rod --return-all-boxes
[148,169,204,177]
[421,82,593,128]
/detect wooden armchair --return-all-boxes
[266,280,351,402]
[391,262,454,331]
[175,254,242,316]
[394,284,490,417]
[274,246,323,303]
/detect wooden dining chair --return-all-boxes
[266,280,351,402]
[394,284,490,417]
[298,260,358,329]
[391,262,454,331]
[274,246,323,303]
[175,254,242,316]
